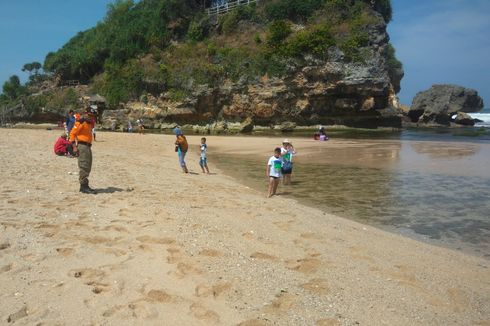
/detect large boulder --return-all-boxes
[409,84,484,126]
[454,112,475,126]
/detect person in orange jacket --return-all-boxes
[70,107,97,194]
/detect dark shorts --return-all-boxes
[281,167,293,175]
[269,176,280,179]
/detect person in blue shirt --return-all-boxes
[65,110,76,135]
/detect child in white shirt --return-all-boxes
[266,147,282,198]
[199,137,210,174]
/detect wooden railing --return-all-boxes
[60,80,80,86]
[206,0,258,15]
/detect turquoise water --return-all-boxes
[211,137,490,259]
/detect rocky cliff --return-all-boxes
[4,1,405,131]
[102,9,404,131]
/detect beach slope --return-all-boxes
[0,129,488,325]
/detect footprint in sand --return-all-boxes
[129,302,159,319]
[195,282,232,298]
[315,318,341,326]
[86,281,111,294]
[301,278,330,295]
[250,252,277,261]
[175,262,202,277]
[80,235,114,245]
[167,247,183,264]
[0,263,13,273]
[70,268,106,280]
[103,225,129,233]
[300,233,324,240]
[198,249,222,257]
[384,264,444,307]
[242,232,255,240]
[56,248,75,257]
[35,223,60,238]
[145,289,173,303]
[136,235,175,245]
[99,247,127,257]
[0,242,10,250]
[263,292,296,313]
[189,303,220,323]
[285,257,321,274]
[237,320,269,326]
[348,246,376,264]
[21,253,47,263]
[273,220,295,231]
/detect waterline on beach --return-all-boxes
[211,142,490,259]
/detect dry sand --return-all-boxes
[0,128,489,325]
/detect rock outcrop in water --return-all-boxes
[408,84,484,126]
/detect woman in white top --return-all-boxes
[280,139,295,185]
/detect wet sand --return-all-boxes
[0,128,489,325]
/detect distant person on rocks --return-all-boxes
[315,125,328,141]
[128,120,133,133]
[199,137,210,174]
[267,147,282,198]
[174,127,189,173]
[54,133,76,157]
[137,119,145,134]
[70,107,97,194]
[280,139,295,185]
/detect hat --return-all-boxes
[86,106,97,115]
[282,139,290,144]
[173,127,183,135]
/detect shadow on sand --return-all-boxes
[95,187,132,194]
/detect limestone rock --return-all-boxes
[454,112,475,126]
[409,84,484,126]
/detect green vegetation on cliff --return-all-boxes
[2,0,398,111]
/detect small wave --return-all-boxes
[468,112,490,126]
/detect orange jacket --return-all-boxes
[69,120,93,144]
[175,135,188,152]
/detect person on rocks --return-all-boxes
[69,107,97,194]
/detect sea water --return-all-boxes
[211,128,490,259]
[470,108,490,127]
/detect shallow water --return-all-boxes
[211,139,490,259]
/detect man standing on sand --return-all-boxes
[70,107,97,194]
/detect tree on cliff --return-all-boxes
[2,75,24,100]
[37,0,401,117]
[22,62,42,76]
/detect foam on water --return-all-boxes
[469,108,490,127]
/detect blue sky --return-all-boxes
[0,0,113,86]
[389,0,490,106]
[1,0,489,108]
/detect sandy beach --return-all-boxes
[0,128,489,325]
